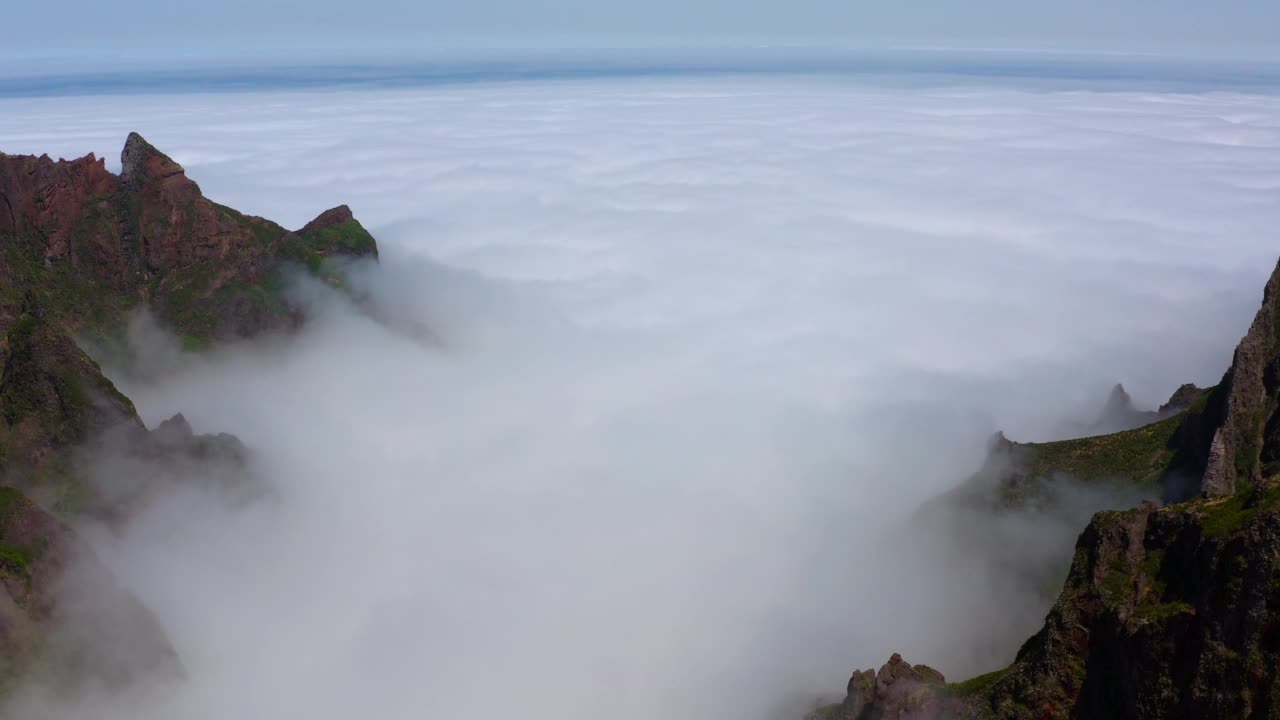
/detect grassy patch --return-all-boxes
[1134,601,1194,620]
[1102,568,1134,604]
[948,666,1012,696]
[1199,483,1280,538]
[0,545,35,572]
[1022,413,1183,486]
[1,315,41,425]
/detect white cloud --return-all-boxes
[2,76,1280,718]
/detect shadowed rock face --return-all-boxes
[1197,259,1280,496]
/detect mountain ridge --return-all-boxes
[0,133,378,694]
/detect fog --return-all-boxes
[2,76,1280,718]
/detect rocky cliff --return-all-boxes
[818,260,1280,719]
[0,134,378,693]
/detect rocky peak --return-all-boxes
[1159,383,1204,415]
[119,131,187,190]
[1104,383,1135,414]
[298,204,355,234]
[295,203,379,257]
[820,653,951,720]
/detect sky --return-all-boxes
[7,0,1280,69]
[3,75,1280,718]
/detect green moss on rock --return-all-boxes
[948,666,1012,697]
[299,217,378,256]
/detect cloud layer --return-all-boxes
[2,76,1280,718]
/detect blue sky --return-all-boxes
[8,0,1280,68]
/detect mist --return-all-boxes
[2,75,1279,718]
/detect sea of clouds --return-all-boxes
[2,74,1280,718]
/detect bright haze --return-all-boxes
[4,4,1280,719]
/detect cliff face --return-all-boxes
[1195,261,1280,496]
[823,260,1280,719]
[975,493,1280,719]
[0,134,376,696]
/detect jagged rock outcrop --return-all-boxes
[0,132,379,344]
[808,654,952,720]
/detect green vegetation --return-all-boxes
[1022,412,1183,486]
[0,488,24,524]
[1199,482,1280,538]
[1141,548,1166,583]
[158,257,231,342]
[948,666,1012,696]
[1232,407,1265,481]
[1102,566,1135,605]
[300,218,378,256]
[1134,601,1194,620]
[0,489,44,574]
[1188,386,1215,415]
[0,545,35,573]
[1,314,41,425]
